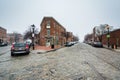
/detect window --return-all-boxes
[47,30,50,36]
[46,21,51,28]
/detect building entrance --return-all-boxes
[46,39,51,47]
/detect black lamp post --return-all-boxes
[2,36,3,43]
[107,27,110,48]
[31,24,35,50]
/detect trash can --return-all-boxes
[111,44,114,49]
[51,44,54,49]
[116,44,117,49]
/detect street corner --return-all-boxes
[35,45,52,50]
[33,45,62,53]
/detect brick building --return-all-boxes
[7,33,23,44]
[0,27,7,43]
[102,29,120,47]
[66,32,73,42]
[39,17,70,47]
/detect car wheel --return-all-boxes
[11,52,14,56]
[26,52,29,55]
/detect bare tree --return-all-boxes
[24,28,32,40]
[24,26,39,40]
[84,33,93,42]
[73,35,79,41]
[95,24,113,42]
[13,32,22,42]
[9,36,14,44]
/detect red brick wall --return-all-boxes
[39,17,67,47]
[67,32,73,42]
[102,29,120,47]
[0,27,7,42]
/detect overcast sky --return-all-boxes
[0,0,120,41]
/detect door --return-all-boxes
[46,39,51,47]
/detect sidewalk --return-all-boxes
[31,45,62,54]
[103,45,120,53]
[35,45,53,51]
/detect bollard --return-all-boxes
[111,44,114,49]
[116,44,117,49]
[114,44,116,49]
[51,44,54,49]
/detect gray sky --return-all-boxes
[0,0,120,41]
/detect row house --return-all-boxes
[92,27,120,47]
[102,29,120,47]
[39,17,73,47]
[0,26,7,43]
[7,33,23,44]
[66,32,73,42]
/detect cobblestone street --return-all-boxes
[0,43,120,80]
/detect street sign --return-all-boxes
[106,35,110,38]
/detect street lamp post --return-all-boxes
[2,36,3,43]
[31,24,35,50]
[107,27,110,48]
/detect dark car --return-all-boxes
[92,41,103,47]
[11,42,30,56]
[26,41,32,48]
[0,43,4,46]
[65,42,73,47]
[0,42,8,47]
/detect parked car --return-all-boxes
[92,41,103,47]
[0,42,8,47]
[0,42,4,46]
[71,42,75,45]
[26,41,32,48]
[88,41,92,45]
[11,42,30,56]
[65,42,73,47]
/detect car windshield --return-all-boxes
[14,43,26,47]
[26,42,31,44]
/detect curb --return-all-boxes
[103,46,120,53]
[46,47,63,53]
[36,47,64,54]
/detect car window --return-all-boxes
[14,43,26,47]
